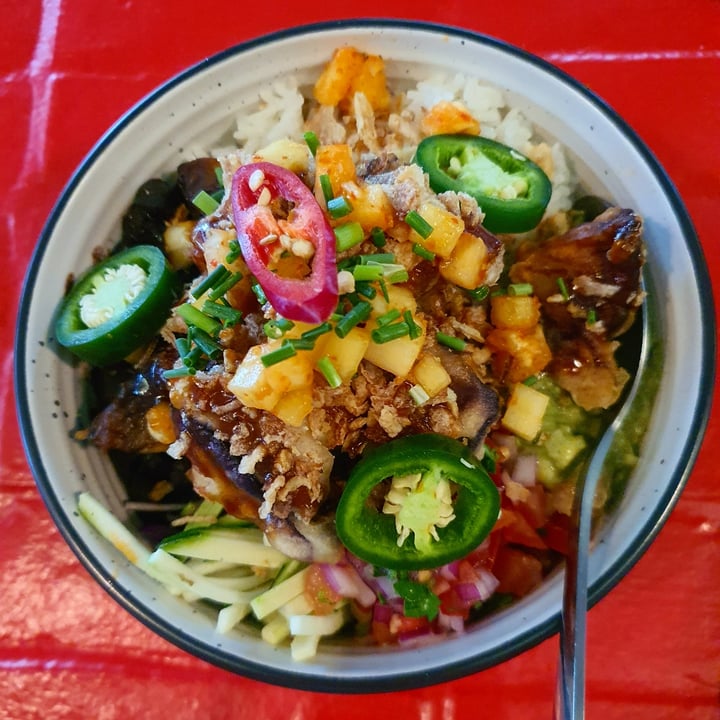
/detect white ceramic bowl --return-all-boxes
[15,20,714,692]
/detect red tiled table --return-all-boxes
[2,3,719,718]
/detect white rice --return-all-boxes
[229,67,575,219]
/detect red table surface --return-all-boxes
[2,2,719,718]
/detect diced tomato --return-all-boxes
[543,512,571,555]
[371,620,394,645]
[389,614,430,636]
[514,483,549,529]
[497,507,548,550]
[304,564,342,615]
[492,546,544,597]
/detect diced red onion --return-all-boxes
[512,453,537,487]
[493,433,518,463]
[373,603,393,623]
[439,560,460,581]
[473,568,500,601]
[320,563,377,607]
[455,582,483,604]
[437,611,465,634]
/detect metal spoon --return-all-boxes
[555,296,651,719]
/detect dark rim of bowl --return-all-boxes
[14,18,716,694]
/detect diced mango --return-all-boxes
[228,342,314,412]
[318,326,370,383]
[344,183,395,232]
[347,54,390,112]
[368,284,417,318]
[439,231,489,289]
[313,144,356,201]
[409,202,465,259]
[253,138,310,174]
[411,354,451,397]
[502,383,550,441]
[490,295,541,331]
[273,388,314,427]
[421,100,480,136]
[313,47,367,107]
[364,317,426,378]
[486,325,552,383]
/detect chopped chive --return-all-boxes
[317,356,342,389]
[210,189,224,203]
[261,342,297,367]
[335,300,372,338]
[214,166,225,188]
[360,253,395,265]
[386,267,409,284]
[303,131,319,156]
[491,287,507,297]
[587,308,597,324]
[334,222,365,252]
[175,336,191,359]
[404,310,422,339]
[251,282,268,305]
[468,284,490,302]
[191,265,231,299]
[523,375,539,386]
[288,337,316,351]
[436,331,466,352]
[319,174,334,204]
[352,264,384,282]
[176,303,222,337]
[557,277,570,300]
[189,326,222,358]
[508,282,534,297]
[327,196,354,219]
[182,346,205,369]
[405,210,433,239]
[163,366,195,379]
[370,227,387,248]
[412,243,436,262]
[354,281,377,299]
[376,308,402,327]
[409,384,430,406]
[208,271,243,301]
[225,239,241,264]
[192,189,220,216]
[378,277,389,303]
[264,317,295,339]
[371,321,410,344]
[202,301,243,327]
[301,322,332,341]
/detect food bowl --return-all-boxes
[15,20,714,692]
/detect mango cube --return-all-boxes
[490,295,541,331]
[501,383,550,441]
[319,326,370,383]
[409,202,465,258]
[439,231,489,289]
[411,354,451,397]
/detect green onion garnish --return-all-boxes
[371,321,410,344]
[523,375,539,386]
[409,384,430,406]
[370,227,387,248]
[355,281,377,299]
[176,303,222,337]
[175,336,191,359]
[327,196,354,219]
[317,356,342,389]
[163,366,195,379]
[404,310,422,340]
[334,222,365,252]
[301,322,332,341]
[376,308,402,327]
[557,277,570,301]
[508,282,534,297]
[208,271,243,301]
[386,267,409,284]
[378,277,390,303]
[587,308,597,324]
[288,337,316,351]
[360,253,395,264]
[251,282,268,306]
[334,300,372,338]
[412,243,436,262]
[264,317,295,339]
[319,174,334,204]
[352,264,384,282]
[191,265,231,299]
[436,331,466,352]
[202,301,243,327]
[189,326,222,358]
[182,346,205,369]
[405,210,433,239]
[481,444,498,474]
[468,284,490,302]
[192,190,220,216]
[303,131,319,156]
[261,342,297,368]
[225,239,241,264]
